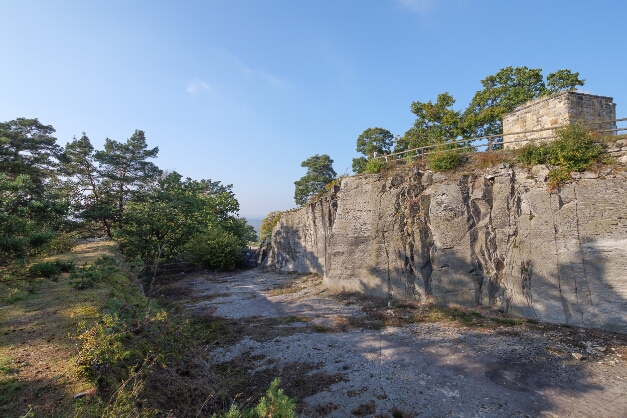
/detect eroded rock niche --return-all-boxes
[263,166,627,333]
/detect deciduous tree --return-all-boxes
[352,128,394,173]
[394,93,464,153]
[463,66,585,138]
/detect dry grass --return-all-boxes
[267,273,323,297]
[0,240,125,418]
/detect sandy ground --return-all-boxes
[172,268,627,418]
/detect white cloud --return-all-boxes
[187,79,213,95]
[397,0,435,15]
[239,64,286,88]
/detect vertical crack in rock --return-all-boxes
[573,185,596,319]
[378,191,392,297]
[459,175,484,304]
[418,192,434,299]
[550,193,571,323]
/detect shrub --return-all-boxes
[69,255,119,290]
[517,143,550,166]
[549,123,603,171]
[517,124,603,171]
[259,211,282,245]
[516,124,603,189]
[45,233,77,255]
[212,378,296,418]
[427,146,464,172]
[364,158,385,173]
[547,166,572,191]
[187,228,241,271]
[28,259,75,281]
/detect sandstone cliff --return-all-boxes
[263,165,627,333]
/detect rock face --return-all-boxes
[263,166,627,333]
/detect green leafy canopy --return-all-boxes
[294,154,336,206]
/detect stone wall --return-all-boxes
[503,91,616,149]
[263,163,627,333]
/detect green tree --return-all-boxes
[93,130,161,234]
[59,133,113,237]
[352,127,394,174]
[0,174,68,280]
[545,69,585,94]
[293,154,336,206]
[0,118,71,280]
[259,211,282,245]
[395,92,464,153]
[463,66,585,138]
[0,118,61,195]
[116,172,248,274]
[219,216,258,247]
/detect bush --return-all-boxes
[69,255,119,289]
[517,124,603,189]
[516,142,550,166]
[364,158,385,173]
[45,233,77,255]
[259,211,282,246]
[548,123,603,171]
[212,378,296,418]
[427,146,464,172]
[187,228,241,271]
[517,124,602,171]
[28,259,75,281]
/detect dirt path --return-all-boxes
[168,269,627,418]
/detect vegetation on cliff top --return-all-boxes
[351,66,585,174]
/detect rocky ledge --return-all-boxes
[263,165,627,333]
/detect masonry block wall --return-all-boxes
[503,91,616,149]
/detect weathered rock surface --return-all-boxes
[264,166,627,332]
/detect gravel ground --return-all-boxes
[175,269,627,418]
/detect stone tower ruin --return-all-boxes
[502,91,616,149]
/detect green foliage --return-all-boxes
[116,171,245,272]
[396,93,464,152]
[0,118,60,194]
[187,228,242,271]
[547,124,603,170]
[351,156,368,174]
[69,255,119,290]
[516,143,550,166]
[427,146,464,172]
[517,124,603,189]
[517,124,602,170]
[220,216,258,247]
[463,66,585,138]
[0,174,69,278]
[59,133,114,237]
[259,211,282,244]
[545,69,585,95]
[44,232,78,255]
[212,378,296,418]
[364,158,385,173]
[356,127,394,158]
[294,154,336,206]
[94,130,162,219]
[547,166,572,190]
[28,259,74,281]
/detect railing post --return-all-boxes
[487,136,493,152]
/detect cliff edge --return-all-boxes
[263,165,627,333]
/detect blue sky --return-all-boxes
[1,0,625,218]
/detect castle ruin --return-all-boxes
[502,91,616,149]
